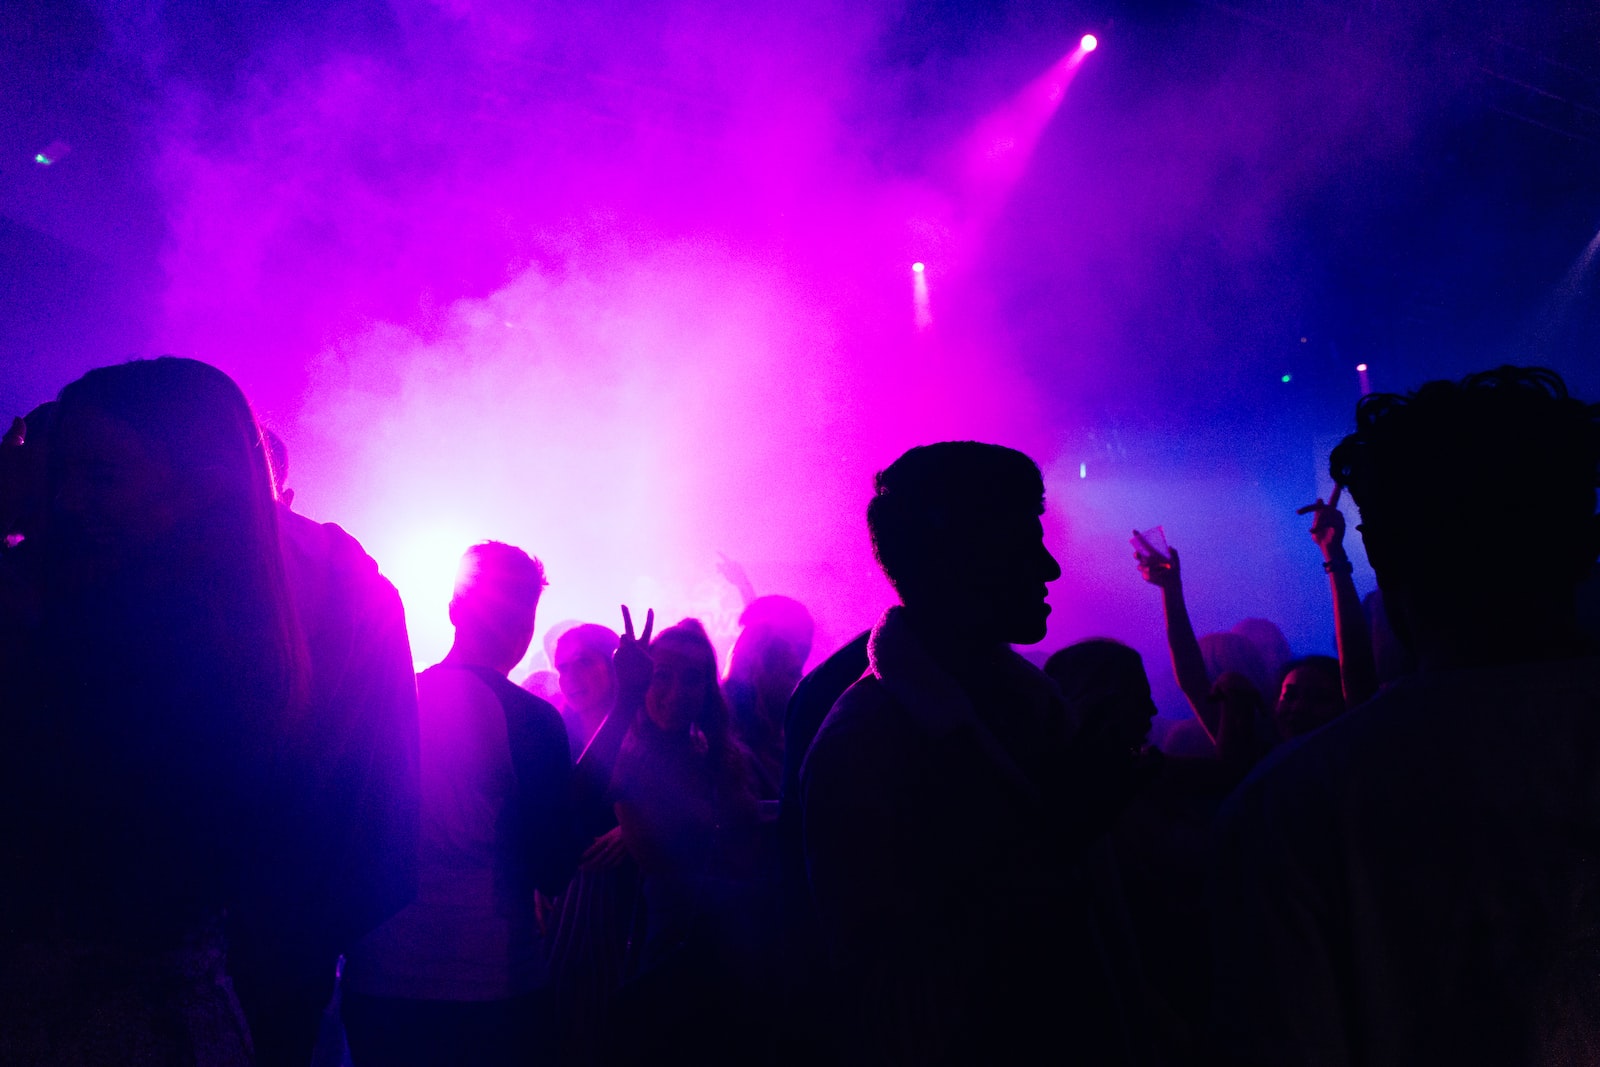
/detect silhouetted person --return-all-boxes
[1232,617,1292,685]
[553,622,620,759]
[724,594,815,799]
[776,629,871,1065]
[606,618,764,1065]
[1211,367,1600,1065]
[345,542,571,1067]
[801,441,1138,1065]
[0,358,420,1067]
[242,435,422,1067]
[1272,653,1344,738]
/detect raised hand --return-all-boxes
[716,550,757,606]
[1296,483,1347,561]
[613,604,656,706]
[1135,537,1181,590]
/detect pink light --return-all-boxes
[1080,34,1098,53]
[912,261,925,273]
[1355,363,1368,372]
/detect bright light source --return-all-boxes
[1080,34,1098,52]
[1079,462,1087,479]
[1356,363,1368,372]
[1281,374,1293,383]
[34,153,51,166]
[912,261,925,273]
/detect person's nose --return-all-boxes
[1040,544,1062,583]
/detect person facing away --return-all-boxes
[1210,366,1600,1066]
[801,441,1140,1066]
[345,542,573,1067]
[0,358,312,1065]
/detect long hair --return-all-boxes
[649,618,754,804]
[53,357,308,720]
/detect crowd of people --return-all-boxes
[1,356,1597,1066]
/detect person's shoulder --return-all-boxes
[809,675,897,745]
[503,684,565,732]
[279,507,396,595]
[801,675,920,789]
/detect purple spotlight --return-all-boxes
[912,261,925,273]
[1080,34,1099,52]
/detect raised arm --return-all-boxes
[1298,489,1378,708]
[1138,541,1218,740]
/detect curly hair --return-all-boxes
[1328,365,1600,597]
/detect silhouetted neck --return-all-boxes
[900,604,1011,692]
[442,637,513,677]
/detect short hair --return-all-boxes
[452,542,547,616]
[1044,638,1148,705]
[867,441,1045,594]
[262,427,289,498]
[1329,366,1600,599]
[555,622,620,664]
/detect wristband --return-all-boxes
[1323,557,1354,575]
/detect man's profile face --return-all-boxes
[952,512,1061,645]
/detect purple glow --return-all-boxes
[960,46,1092,209]
[35,0,1453,698]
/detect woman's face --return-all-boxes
[645,638,714,734]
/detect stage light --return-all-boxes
[1079,462,1087,479]
[912,265,931,329]
[1080,34,1098,52]
[1281,374,1292,383]
[1355,363,1368,372]
[34,153,52,165]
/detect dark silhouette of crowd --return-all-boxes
[1,358,1597,1066]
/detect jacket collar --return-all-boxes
[867,606,1073,801]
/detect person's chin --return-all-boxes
[1008,603,1051,645]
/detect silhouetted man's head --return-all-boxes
[868,441,1060,645]
[1329,366,1600,663]
[449,542,548,675]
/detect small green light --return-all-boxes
[34,153,52,165]
[1281,374,1292,383]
